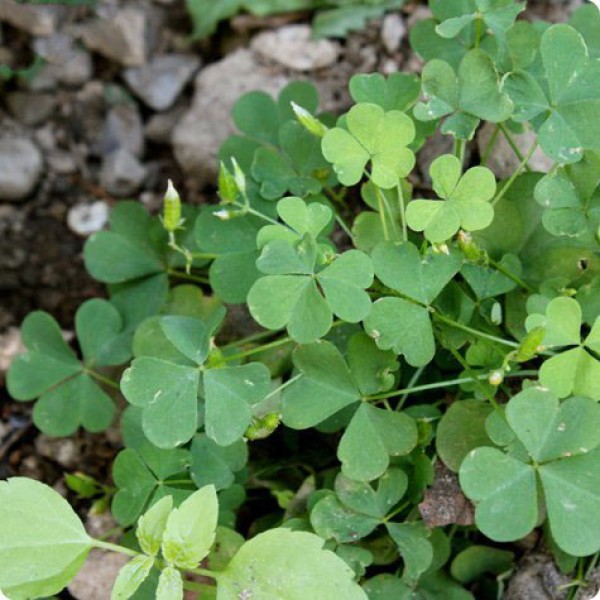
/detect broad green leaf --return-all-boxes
[218,529,368,600]
[461,254,521,299]
[274,196,332,238]
[338,404,418,481]
[162,486,218,569]
[349,72,421,112]
[570,4,600,59]
[282,341,360,428]
[362,574,412,599]
[347,333,399,396]
[207,527,245,571]
[436,400,494,472]
[204,363,271,446]
[322,103,415,189]
[0,478,91,599]
[121,357,200,448]
[414,50,513,140]
[111,555,155,600]
[459,447,538,541]
[386,522,433,586]
[136,496,173,557]
[156,567,183,600]
[505,25,600,163]
[310,494,380,543]
[540,450,600,556]
[190,434,248,491]
[450,546,514,584]
[406,155,496,242]
[505,388,600,462]
[159,315,217,365]
[410,18,469,69]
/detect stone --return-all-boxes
[144,104,186,144]
[33,33,92,88]
[0,0,56,35]
[0,327,24,375]
[0,138,43,201]
[5,92,57,126]
[100,148,146,197]
[68,550,129,599]
[477,122,554,179]
[67,201,110,236]
[34,435,80,469]
[417,128,455,185]
[123,54,201,111]
[381,13,407,53]
[173,48,290,182]
[77,7,148,66]
[251,24,340,71]
[101,104,144,158]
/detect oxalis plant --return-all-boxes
[4,0,600,598]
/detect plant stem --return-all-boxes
[397,181,408,242]
[262,373,302,402]
[167,269,209,285]
[487,256,534,292]
[498,122,533,171]
[93,539,140,558]
[189,566,220,580]
[492,139,538,207]
[480,124,500,166]
[432,312,519,348]
[335,213,355,241]
[222,336,294,362]
[220,329,278,350]
[183,580,217,594]
[474,16,483,48]
[398,366,426,409]
[375,184,391,241]
[366,370,538,402]
[86,369,120,390]
[454,138,466,166]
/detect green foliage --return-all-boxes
[6,1,600,597]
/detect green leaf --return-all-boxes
[322,103,415,189]
[349,72,421,112]
[459,446,538,541]
[450,545,514,584]
[218,529,368,600]
[156,566,183,600]
[436,400,494,472]
[386,522,433,586]
[282,341,360,429]
[190,434,248,491]
[162,485,218,569]
[362,574,412,599]
[347,333,399,396]
[410,18,469,70]
[310,494,380,543]
[136,496,173,557]
[406,155,496,242]
[159,315,217,365]
[186,0,242,39]
[121,357,200,448]
[414,50,513,139]
[204,363,271,445]
[505,24,600,163]
[0,478,91,599]
[338,404,418,481]
[111,555,155,600]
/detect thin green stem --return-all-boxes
[189,567,220,580]
[383,501,410,522]
[397,182,408,242]
[432,312,519,348]
[335,213,355,241]
[183,580,217,594]
[245,205,281,227]
[474,16,483,48]
[454,138,465,166]
[487,256,534,292]
[480,124,500,166]
[398,366,426,409]
[374,184,391,241]
[262,373,302,402]
[498,122,533,171]
[366,370,538,402]
[492,138,538,207]
[93,539,140,558]
[167,269,209,285]
[86,369,120,390]
[223,337,293,363]
[162,479,196,486]
[220,329,278,350]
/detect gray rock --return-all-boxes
[123,54,201,111]
[144,104,186,144]
[0,0,56,35]
[34,435,80,469]
[381,13,407,53]
[0,138,43,201]
[251,24,340,71]
[173,48,290,182]
[417,128,455,185]
[477,122,553,179]
[100,148,146,197]
[33,33,92,87]
[6,92,57,126]
[67,201,110,236]
[68,550,128,600]
[101,104,144,158]
[77,7,148,66]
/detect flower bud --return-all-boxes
[488,369,504,386]
[291,101,328,138]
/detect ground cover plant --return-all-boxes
[3,0,600,598]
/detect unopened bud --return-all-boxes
[218,162,238,204]
[214,209,234,221]
[231,157,246,196]
[291,101,328,138]
[457,230,483,261]
[245,413,281,440]
[431,242,450,255]
[162,179,183,233]
[488,370,504,386]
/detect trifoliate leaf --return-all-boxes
[338,404,418,481]
[190,434,248,491]
[282,341,360,429]
[450,546,514,584]
[406,155,496,242]
[218,529,368,600]
[136,496,173,557]
[322,103,415,189]
[386,522,433,586]
[461,254,521,299]
[505,24,600,163]
[349,72,421,112]
[570,4,600,59]
[414,50,513,140]
[347,333,399,396]
[0,478,92,599]
[204,363,271,446]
